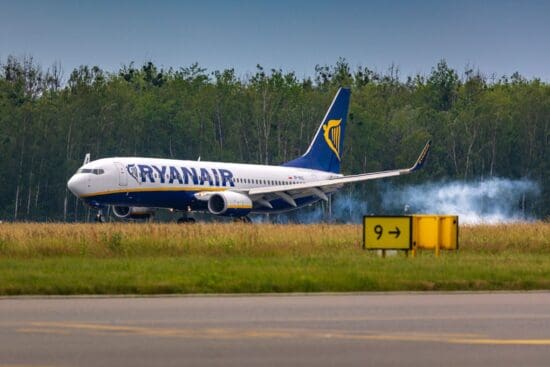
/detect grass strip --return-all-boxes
[0,222,548,295]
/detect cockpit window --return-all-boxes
[78,168,104,175]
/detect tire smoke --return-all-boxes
[258,177,541,224]
[381,178,541,224]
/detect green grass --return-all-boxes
[0,223,548,295]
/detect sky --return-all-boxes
[1,0,550,81]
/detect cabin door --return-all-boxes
[114,162,128,186]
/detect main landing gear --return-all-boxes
[235,216,252,223]
[177,207,196,223]
[177,217,196,224]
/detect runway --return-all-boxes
[1,292,549,367]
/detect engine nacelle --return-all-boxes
[207,191,253,217]
[112,206,155,220]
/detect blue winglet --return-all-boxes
[410,140,431,172]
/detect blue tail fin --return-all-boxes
[283,87,350,173]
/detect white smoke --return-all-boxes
[381,178,541,224]
[255,194,369,224]
[254,178,541,224]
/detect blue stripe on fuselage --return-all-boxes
[84,190,199,210]
[83,190,320,213]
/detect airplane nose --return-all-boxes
[67,175,81,196]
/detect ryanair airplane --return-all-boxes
[67,88,431,222]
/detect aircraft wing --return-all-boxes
[245,141,431,208]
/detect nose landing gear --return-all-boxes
[94,207,107,223]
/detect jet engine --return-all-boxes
[207,191,253,217]
[112,206,155,220]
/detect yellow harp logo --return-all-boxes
[322,119,342,160]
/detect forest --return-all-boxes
[0,56,548,221]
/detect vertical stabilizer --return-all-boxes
[283,87,350,173]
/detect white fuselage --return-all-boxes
[67,157,341,213]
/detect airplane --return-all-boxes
[67,87,431,223]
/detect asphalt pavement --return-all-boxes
[1,292,549,367]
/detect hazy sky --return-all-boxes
[1,0,549,81]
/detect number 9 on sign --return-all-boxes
[374,225,383,240]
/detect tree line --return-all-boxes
[0,56,548,221]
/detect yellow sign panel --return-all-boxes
[363,216,412,250]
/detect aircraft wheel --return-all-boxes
[177,217,196,224]
[95,214,106,223]
[240,216,252,223]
